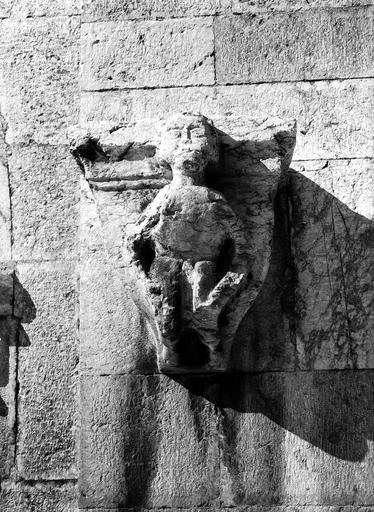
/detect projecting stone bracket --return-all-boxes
[71,113,296,373]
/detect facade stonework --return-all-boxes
[0,1,373,511]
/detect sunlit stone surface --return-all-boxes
[0,1,373,510]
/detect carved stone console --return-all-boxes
[71,113,296,373]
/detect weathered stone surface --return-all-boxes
[290,159,374,369]
[73,114,295,373]
[78,170,162,260]
[80,79,374,160]
[83,0,230,20]
[0,481,77,512]
[80,261,158,374]
[230,181,295,372]
[0,267,12,318]
[16,262,78,479]
[6,0,82,17]
[0,0,11,17]
[0,265,32,480]
[77,168,159,374]
[80,19,215,90]
[80,375,219,509]
[233,0,374,13]
[9,145,79,261]
[215,9,374,84]
[0,113,10,261]
[77,508,374,512]
[0,17,80,145]
[0,336,16,480]
[176,371,374,506]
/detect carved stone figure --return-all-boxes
[71,112,296,373]
[127,114,251,371]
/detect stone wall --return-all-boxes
[0,0,373,511]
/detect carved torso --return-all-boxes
[136,184,238,263]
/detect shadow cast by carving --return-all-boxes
[173,171,374,463]
[72,117,374,509]
[0,274,36,417]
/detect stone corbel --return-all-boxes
[71,113,296,373]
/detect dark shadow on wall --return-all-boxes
[0,274,36,417]
[75,122,374,507]
[173,169,374,464]
[174,370,374,463]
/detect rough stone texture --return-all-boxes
[80,79,374,161]
[73,508,374,512]
[230,180,295,372]
[0,17,80,145]
[175,371,374,506]
[216,9,374,84]
[77,172,159,374]
[0,1,373,510]
[233,0,374,13]
[5,0,82,17]
[9,145,80,261]
[16,262,78,480]
[0,481,77,511]
[80,375,219,509]
[0,264,34,481]
[290,159,374,369]
[79,371,374,508]
[0,114,10,261]
[80,261,158,374]
[0,340,16,480]
[80,19,215,90]
[83,0,230,20]
[0,0,11,17]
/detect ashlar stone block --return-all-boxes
[83,0,230,20]
[216,9,374,84]
[74,508,374,512]
[16,261,78,480]
[0,481,77,512]
[179,371,374,506]
[79,375,219,509]
[233,0,374,13]
[7,0,82,17]
[0,17,80,144]
[9,144,80,261]
[0,264,26,480]
[80,79,374,161]
[290,159,374,369]
[0,330,16,480]
[80,260,158,375]
[80,18,215,90]
[0,113,10,261]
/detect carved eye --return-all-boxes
[167,128,182,139]
[132,238,156,276]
